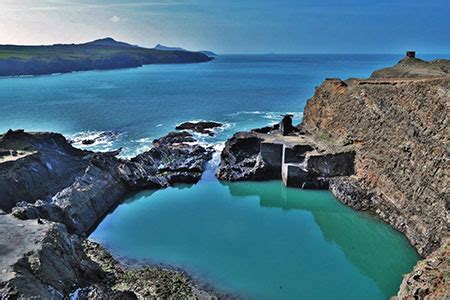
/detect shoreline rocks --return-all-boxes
[175,121,223,136]
[0,128,215,298]
[82,241,222,299]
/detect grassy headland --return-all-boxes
[0,38,212,76]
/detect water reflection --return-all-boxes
[93,167,418,299]
[220,180,419,296]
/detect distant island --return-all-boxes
[154,43,217,57]
[0,38,213,77]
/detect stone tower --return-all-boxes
[406,51,416,58]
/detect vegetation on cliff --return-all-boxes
[0,37,212,76]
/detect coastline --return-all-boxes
[0,56,448,299]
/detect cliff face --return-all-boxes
[300,58,449,298]
[301,76,448,257]
[217,57,449,298]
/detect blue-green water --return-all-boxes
[0,54,428,299]
[0,54,445,157]
[91,168,419,299]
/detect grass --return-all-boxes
[0,45,186,61]
[0,40,211,75]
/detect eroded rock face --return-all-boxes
[4,130,213,235]
[395,239,449,299]
[217,132,282,181]
[0,213,104,299]
[302,76,448,257]
[125,131,213,187]
[300,58,449,296]
[218,57,449,296]
[0,128,215,299]
[0,130,89,212]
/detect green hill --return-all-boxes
[0,38,213,76]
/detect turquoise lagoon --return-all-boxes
[91,167,419,299]
[0,54,430,299]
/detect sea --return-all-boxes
[2,54,444,299]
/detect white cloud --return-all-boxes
[110,16,121,23]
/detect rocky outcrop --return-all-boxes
[82,241,221,299]
[0,128,214,298]
[370,56,450,79]
[217,131,283,181]
[176,121,222,136]
[217,118,355,188]
[2,129,212,235]
[395,239,449,299]
[0,213,104,299]
[301,76,448,257]
[218,56,449,297]
[301,57,449,296]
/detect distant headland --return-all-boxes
[0,38,213,77]
[153,44,217,57]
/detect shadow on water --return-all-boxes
[219,179,419,297]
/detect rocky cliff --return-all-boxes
[301,68,448,258]
[0,129,215,298]
[218,56,449,298]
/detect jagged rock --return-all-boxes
[0,126,216,299]
[306,151,355,177]
[82,241,221,299]
[0,130,89,212]
[395,239,449,299]
[82,139,95,145]
[0,214,104,299]
[1,129,213,236]
[153,131,195,145]
[251,123,279,134]
[217,132,282,180]
[175,121,222,135]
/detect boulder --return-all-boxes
[217,132,282,181]
[175,121,222,135]
[0,214,104,299]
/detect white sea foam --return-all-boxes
[227,110,303,121]
[226,111,263,117]
[68,130,122,151]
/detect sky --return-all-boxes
[0,0,449,54]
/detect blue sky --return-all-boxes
[0,0,449,54]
